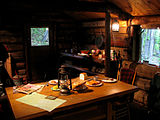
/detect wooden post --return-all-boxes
[132,25,141,62]
[104,11,111,77]
[24,25,31,83]
[107,102,113,120]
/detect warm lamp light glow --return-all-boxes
[112,20,119,32]
[119,21,127,27]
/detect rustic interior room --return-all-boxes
[0,0,160,120]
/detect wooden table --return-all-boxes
[5,76,138,120]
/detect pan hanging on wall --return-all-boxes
[95,34,104,49]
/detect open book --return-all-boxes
[16,84,44,94]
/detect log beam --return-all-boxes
[104,11,111,77]
[131,16,160,28]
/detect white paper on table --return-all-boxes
[16,92,66,112]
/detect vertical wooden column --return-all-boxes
[24,25,31,82]
[104,11,111,77]
[107,102,113,120]
[132,25,141,62]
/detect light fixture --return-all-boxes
[112,20,119,32]
[58,65,72,96]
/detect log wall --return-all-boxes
[0,11,78,82]
[0,11,132,82]
[80,19,130,60]
[0,30,26,83]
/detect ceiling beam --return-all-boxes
[132,16,160,25]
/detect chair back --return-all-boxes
[119,68,136,85]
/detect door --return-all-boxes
[27,26,57,82]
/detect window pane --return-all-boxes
[140,29,160,66]
[31,27,49,46]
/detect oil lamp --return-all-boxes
[58,65,72,95]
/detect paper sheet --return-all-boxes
[16,92,66,112]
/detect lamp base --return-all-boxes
[59,88,71,96]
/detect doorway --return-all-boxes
[27,26,58,82]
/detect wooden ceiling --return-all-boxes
[1,0,160,22]
[80,0,160,17]
[63,11,119,21]
[108,0,160,16]
[65,0,160,21]
[1,1,130,21]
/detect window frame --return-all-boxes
[29,25,51,47]
[140,28,160,66]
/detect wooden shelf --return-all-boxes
[60,53,104,76]
[64,63,97,75]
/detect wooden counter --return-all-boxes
[60,53,119,78]
[5,77,138,120]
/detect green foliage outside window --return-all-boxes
[31,27,49,46]
[140,29,160,66]
[153,30,160,57]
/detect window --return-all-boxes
[140,29,160,66]
[31,27,49,46]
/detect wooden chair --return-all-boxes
[117,65,136,85]
[112,65,136,120]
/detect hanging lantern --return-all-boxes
[58,65,72,96]
[112,20,119,32]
